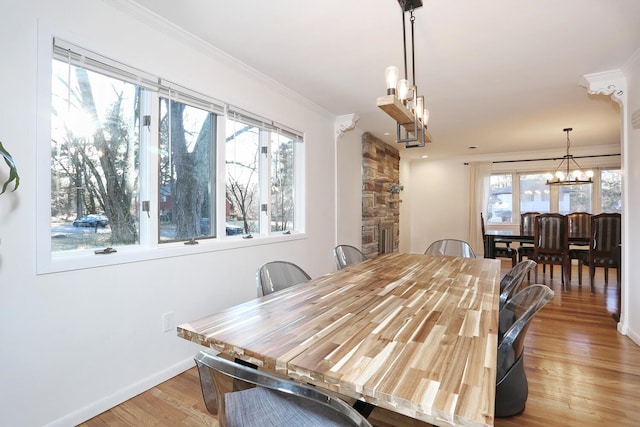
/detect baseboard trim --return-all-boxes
[44,357,195,427]
[624,324,640,347]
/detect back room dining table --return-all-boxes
[178,252,501,427]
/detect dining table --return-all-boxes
[178,252,501,427]
[483,229,590,259]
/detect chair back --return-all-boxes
[497,284,554,381]
[195,351,372,427]
[333,245,367,270]
[480,212,486,237]
[499,260,537,309]
[520,212,539,236]
[567,212,591,239]
[256,261,311,297]
[533,213,568,253]
[589,213,621,266]
[425,239,476,258]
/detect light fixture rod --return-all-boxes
[402,7,408,81]
[410,9,416,87]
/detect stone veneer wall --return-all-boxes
[361,132,400,258]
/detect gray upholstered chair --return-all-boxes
[499,260,537,309]
[496,284,554,417]
[195,351,372,427]
[333,245,367,270]
[256,261,311,297]
[425,239,476,258]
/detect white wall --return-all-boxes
[405,158,470,253]
[0,1,337,426]
[335,127,364,249]
[623,50,640,343]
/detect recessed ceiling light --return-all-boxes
[421,155,429,158]
[384,132,391,136]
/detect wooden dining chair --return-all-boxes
[195,351,372,427]
[481,212,517,267]
[567,212,591,285]
[256,261,311,297]
[517,212,539,263]
[333,244,367,270]
[583,213,621,294]
[531,213,570,290]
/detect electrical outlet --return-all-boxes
[162,312,174,333]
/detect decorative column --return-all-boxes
[581,70,627,332]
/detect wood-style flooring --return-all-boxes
[79,262,639,427]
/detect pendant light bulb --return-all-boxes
[385,66,400,95]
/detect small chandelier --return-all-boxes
[377,0,432,148]
[546,128,594,186]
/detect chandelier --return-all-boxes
[377,0,432,148]
[546,128,594,186]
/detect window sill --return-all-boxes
[38,232,307,275]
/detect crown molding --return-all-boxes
[335,114,360,140]
[580,69,627,106]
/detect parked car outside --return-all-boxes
[198,218,244,236]
[73,214,109,228]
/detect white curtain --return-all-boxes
[467,162,492,255]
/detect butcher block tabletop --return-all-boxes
[178,252,501,427]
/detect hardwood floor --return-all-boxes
[80,262,639,427]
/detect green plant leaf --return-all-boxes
[0,140,19,194]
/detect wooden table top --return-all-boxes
[178,252,501,427]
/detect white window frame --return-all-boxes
[36,31,306,275]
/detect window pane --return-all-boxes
[226,117,260,235]
[159,99,215,242]
[488,174,512,223]
[558,184,592,214]
[519,174,550,214]
[51,58,140,251]
[601,169,622,213]
[271,132,295,232]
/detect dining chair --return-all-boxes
[531,213,570,290]
[566,212,591,285]
[424,239,476,258]
[195,351,372,427]
[517,212,539,263]
[499,260,537,309]
[481,212,517,267]
[583,213,621,294]
[256,261,311,297]
[333,244,367,270]
[496,284,554,417]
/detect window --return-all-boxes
[558,184,591,214]
[159,98,216,243]
[601,169,622,212]
[488,174,512,223]
[270,131,295,232]
[226,115,260,235]
[41,38,303,272]
[487,167,621,227]
[226,111,299,236]
[51,52,142,251]
[519,174,550,214]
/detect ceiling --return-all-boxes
[131,0,640,160]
